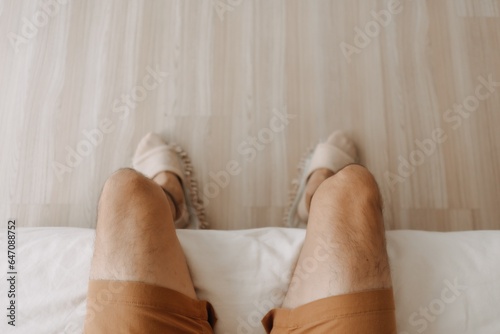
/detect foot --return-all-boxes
[297,131,358,222]
[133,132,209,229]
[152,171,185,221]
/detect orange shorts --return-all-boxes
[84,280,217,333]
[262,288,397,334]
[85,280,396,334]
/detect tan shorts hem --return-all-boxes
[261,288,396,334]
[84,279,216,334]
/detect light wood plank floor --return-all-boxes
[1,0,499,230]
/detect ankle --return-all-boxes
[305,168,335,212]
[163,190,178,220]
[153,172,185,220]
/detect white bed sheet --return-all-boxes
[0,227,499,334]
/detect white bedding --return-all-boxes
[1,227,499,334]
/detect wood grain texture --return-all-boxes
[0,0,499,230]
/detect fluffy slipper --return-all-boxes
[284,131,358,227]
[132,132,208,229]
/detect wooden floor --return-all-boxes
[0,0,499,230]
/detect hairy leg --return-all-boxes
[89,168,196,299]
[282,164,392,308]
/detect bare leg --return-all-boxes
[89,168,196,299]
[282,164,392,308]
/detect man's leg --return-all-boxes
[264,164,395,333]
[283,164,391,306]
[89,168,196,297]
[85,168,215,333]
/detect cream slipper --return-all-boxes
[284,131,359,227]
[132,132,208,229]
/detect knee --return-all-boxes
[100,168,163,207]
[103,168,150,194]
[311,164,382,213]
[97,168,172,231]
[309,165,387,251]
